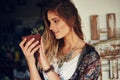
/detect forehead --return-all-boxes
[47,11,60,20]
[47,10,68,24]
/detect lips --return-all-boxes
[53,31,59,35]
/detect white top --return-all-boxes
[43,54,80,80]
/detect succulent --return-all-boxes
[31,25,44,35]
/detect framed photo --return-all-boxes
[107,13,116,39]
[90,15,100,40]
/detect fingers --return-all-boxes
[19,38,26,50]
[25,38,35,50]
[19,38,40,55]
[31,45,40,54]
[28,41,39,53]
[40,37,45,54]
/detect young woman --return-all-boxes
[19,0,101,80]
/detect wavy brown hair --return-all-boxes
[42,0,84,62]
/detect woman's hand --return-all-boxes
[37,37,50,70]
[19,38,40,65]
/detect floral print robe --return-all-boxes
[41,43,101,80]
[69,43,101,80]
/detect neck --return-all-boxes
[63,31,79,49]
[60,32,85,65]
[63,31,85,55]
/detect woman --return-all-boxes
[19,0,101,80]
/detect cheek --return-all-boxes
[55,26,71,39]
[55,21,71,38]
[57,21,69,30]
[59,24,71,35]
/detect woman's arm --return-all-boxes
[28,63,42,80]
[84,59,101,80]
[83,50,101,80]
[19,38,42,80]
[37,37,61,80]
[44,69,60,80]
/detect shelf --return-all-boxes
[92,37,120,46]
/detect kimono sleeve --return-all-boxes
[84,52,101,80]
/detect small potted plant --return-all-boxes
[22,24,44,43]
[22,24,44,58]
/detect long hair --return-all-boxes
[42,0,84,62]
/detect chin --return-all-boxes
[55,36,63,39]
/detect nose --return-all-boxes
[49,23,55,30]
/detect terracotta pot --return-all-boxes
[22,33,41,58]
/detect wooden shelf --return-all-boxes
[92,37,120,46]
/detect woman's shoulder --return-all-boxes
[83,43,100,57]
[77,43,100,65]
[71,43,101,80]
[80,43,100,65]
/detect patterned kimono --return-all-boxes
[69,43,101,80]
[41,43,101,80]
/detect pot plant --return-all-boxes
[22,24,44,58]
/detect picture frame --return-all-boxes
[107,13,116,39]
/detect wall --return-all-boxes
[72,0,120,42]
[72,0,120,80]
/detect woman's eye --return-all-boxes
[54,20,59,23]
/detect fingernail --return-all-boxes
[36,41,39,43]
[32,38,35,40]
[24,38,26,40]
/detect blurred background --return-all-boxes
[0,0,45,80]
[0,0,120,80]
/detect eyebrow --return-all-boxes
[49,17,59,22]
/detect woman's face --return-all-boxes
[47,11,72,39]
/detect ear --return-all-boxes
[69,16,76,27]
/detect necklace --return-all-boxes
[58,39,79,68]
[64,48,75,62]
